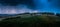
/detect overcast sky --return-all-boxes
[0,0,60,14]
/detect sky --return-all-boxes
[0,0,60,14]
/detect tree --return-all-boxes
[56,13,60,17]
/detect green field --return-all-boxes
[0,14,60,27]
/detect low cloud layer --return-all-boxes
[0,5,39,14]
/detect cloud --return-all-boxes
[5,9,17,14]
[0,0,60,14]
[0,5,39,14]
[0,0,35,9]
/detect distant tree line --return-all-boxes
[56,13,60,17]
[17,12,60,17]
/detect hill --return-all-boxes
[0,13,60,27]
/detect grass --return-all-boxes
[0,14,60,27]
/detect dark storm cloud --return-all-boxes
[0,0,35,8]
[48,0,60,8]
[55,0,60,8]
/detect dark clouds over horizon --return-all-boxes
[0,0,60,14]
[0,0,35,9]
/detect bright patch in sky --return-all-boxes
[5,9,16,14]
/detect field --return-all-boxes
[0,13,60,27]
